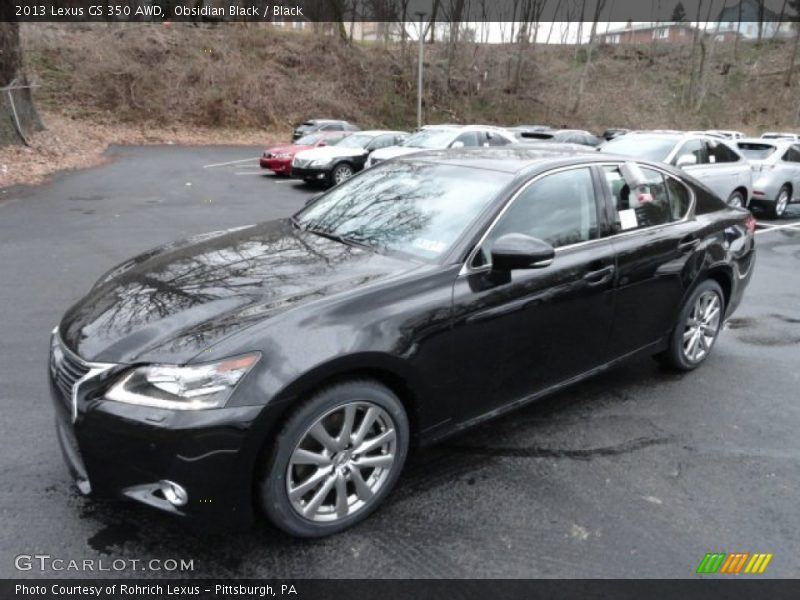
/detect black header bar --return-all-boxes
[2,0,798,23]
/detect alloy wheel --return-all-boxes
[286,402,397,523]
[775,189,789,217]
[728,192,744,208]
[682,290,722,363]
[333,165,353,184]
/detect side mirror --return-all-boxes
[491,233,555,271]
[675,154,698,168]
[319,140,328,146]
[451,141,465,149]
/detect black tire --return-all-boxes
[727,189,745,209]
[771,185,791,219]
[259,380,409,538]
[657,279,725,372]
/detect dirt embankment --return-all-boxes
[3,22,798,187]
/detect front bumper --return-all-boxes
[260,157,292,173]
[748,196,777,210]
[49,360,273,530]
[291,165,330,182]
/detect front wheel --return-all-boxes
[657,280,725,372]
[331,163,355,185]
[727,190,745,209]
[772,186,791,219]
[259,380,409,538]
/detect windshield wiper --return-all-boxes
[300,223,375,252]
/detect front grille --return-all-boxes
[52,337,91,407]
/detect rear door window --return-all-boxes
[485,131,511,147]
[673,139,708,166]
[707,141,740,163]
[453,132,482,147]
[782,146,800,163]
[603,166,682,231]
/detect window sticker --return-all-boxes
[618,208,638,230]
[412,238,447,254]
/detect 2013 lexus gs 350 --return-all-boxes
[50,147,755,537]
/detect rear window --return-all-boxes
[737,142,777,159]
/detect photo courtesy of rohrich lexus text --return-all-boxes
[0,0,799,598]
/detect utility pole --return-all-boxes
[415,11,427,130]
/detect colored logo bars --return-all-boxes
[696,553,773,574]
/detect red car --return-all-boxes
[260,132,350,175]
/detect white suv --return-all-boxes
[600,132,753,207]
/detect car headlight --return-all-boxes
[105,353,260,410]
[310,158,333,167]
[274,152,292,159]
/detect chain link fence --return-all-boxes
[1,79,45,145]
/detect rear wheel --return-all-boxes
[259,380,409,538]
[772,185,791,219]
[657,280,725,371]
[727,190,745,209]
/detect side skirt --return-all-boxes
[419,339,667,447]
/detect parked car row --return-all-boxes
[265,119,799,217]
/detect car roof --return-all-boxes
[422,124,511,132]
[307,119,350,124]
[392,145,632,175]
[351,130,408,137]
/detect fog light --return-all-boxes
[159,480,188,506]
[317,173,325,179]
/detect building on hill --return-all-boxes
[715,0,796,39]
[599,22,697,45]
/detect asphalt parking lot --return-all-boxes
[1,145,799,579]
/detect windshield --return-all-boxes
[400,128,457,149]
[737,143,777,159]
[294,162,511,261]
[601,135,677,161]
[335,134,374,149]
[296,133,324,145]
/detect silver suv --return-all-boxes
[600,132,753,207]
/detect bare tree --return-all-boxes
[428,0,440,43]
[649,0,663,65]
[786,0,800,88]
[570,0,606,114]
[734,0,743,61]
[695,5,727,110]
[1,5,44,145]
[444,0,467,84]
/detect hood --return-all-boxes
[266,144,311,156]
[295,146,367,161]
[370,146,423,161]
[60,220,416,364]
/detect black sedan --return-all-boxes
[49,147,756,537]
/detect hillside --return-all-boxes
[2,22,798,187]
